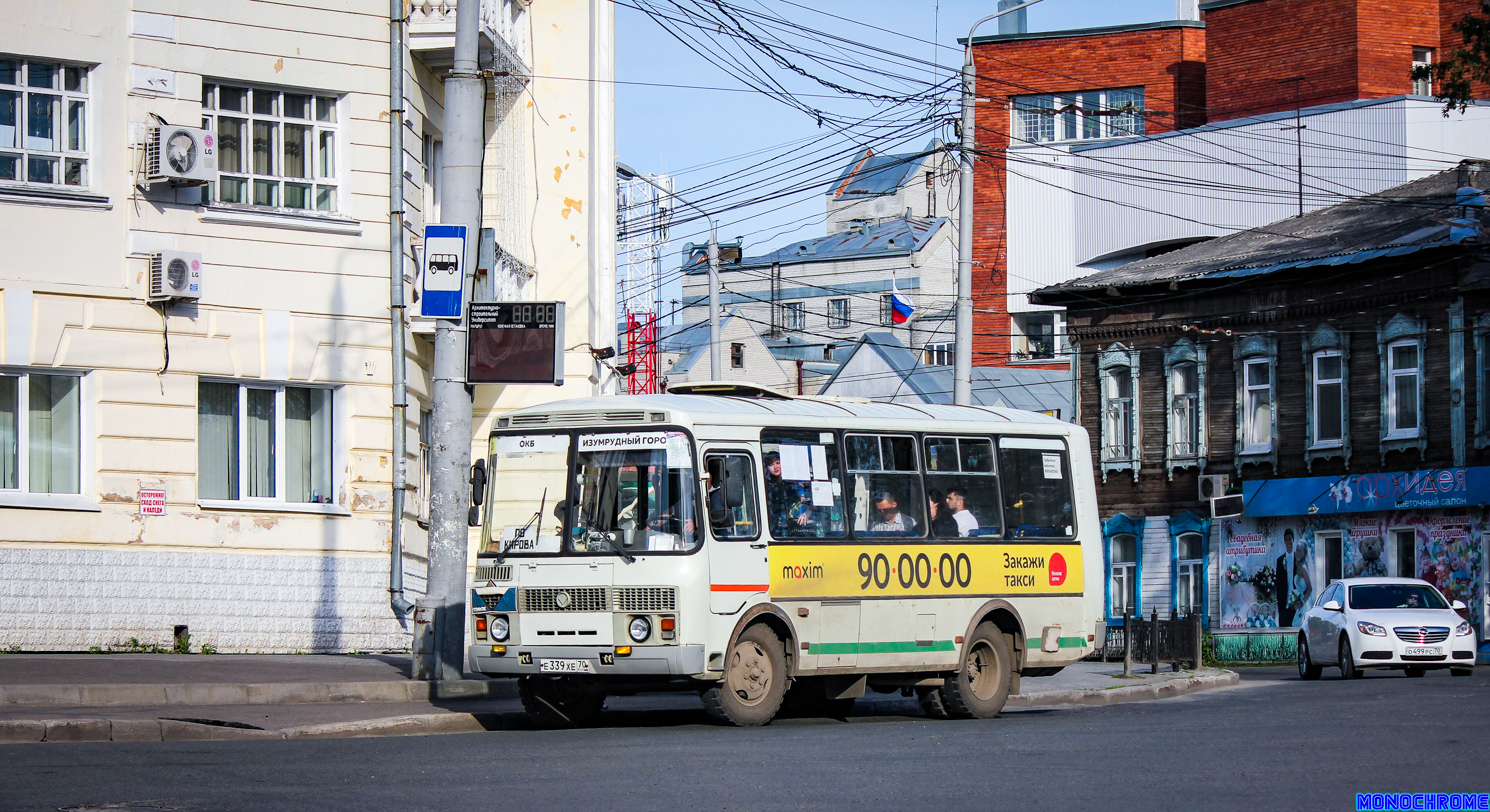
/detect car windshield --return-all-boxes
[568,431,700,554]
[1348,584,1449,610]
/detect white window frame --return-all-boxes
[1175,532,1204,616]
[1163,338,1207,478]
[1012,87,1145,145]
[197,380,346,515]
[1110,533,1138,617]
[1014,313,1058,361]
[827,298,849,330]
[1242,358,1273,453]
[1232,334,1278,470]
[924,342,954,367]
[782,301,805,332]
[1412,47,1433,96]
[201,82,342,213]
[730,342,745,369]
[1311,350,1345,448]
[417,406,432,526]
[0,367,93,511]
[1097,344,1141,482]
[1385,339,1421,440]
[880,294,895,326]
[0,56,92,189]
[422,133,441,227]
[1378,314,1426,456]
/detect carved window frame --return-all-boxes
[1102,513,1146,621]
[1169,511,1211,627]
[1232,334,1278,471]
[1474,313,1490,450]
[1163,338,1207,480]
[1378,313,1427,458]
[1097,343,1141,482]
[1303,323,1350,471]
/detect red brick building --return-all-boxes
[967,0,1486,367]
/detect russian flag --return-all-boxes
[890,278,915,324]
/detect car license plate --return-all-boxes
[539,658,595,674]
[1404,646,1441,657]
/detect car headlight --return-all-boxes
[1456,621,1473,637]
[490,615,509,642]
[1357,621,1387,637]
[628,615,652,643]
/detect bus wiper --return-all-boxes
[495,488,546,565]
[586,528,635,564]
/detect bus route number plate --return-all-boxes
[539,658,595,674]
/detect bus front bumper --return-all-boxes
[469,644,706,677]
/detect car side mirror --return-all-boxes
[468,459,488,527]
[1451,599,1468,611]
[1322,599,1342,612]
[723,456,748,509]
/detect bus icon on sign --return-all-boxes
[428,254,460,275]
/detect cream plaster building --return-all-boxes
[0,0,615,653]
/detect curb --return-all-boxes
[0,679,518,708]
[1007,670,1239,709]
[0,670,1240,743]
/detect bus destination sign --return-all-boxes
[467,301,566,386]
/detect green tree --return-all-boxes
[1417,1,1490,112]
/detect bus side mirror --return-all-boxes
[723,457,747,508]
[468,459,487,527]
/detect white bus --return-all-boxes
[468,384,1102,727]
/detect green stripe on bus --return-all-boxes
[1025,636,1087,649]
[808,640,957,655]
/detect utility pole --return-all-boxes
[958,0,1044,406]
[426,0,484,682]
[615,166,720,380]
[1281,77,1307,217]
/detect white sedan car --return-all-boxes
[1297,577,1477,680]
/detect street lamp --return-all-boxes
[617,164,723,381]
[955,0,1046,406]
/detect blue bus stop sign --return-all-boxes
[421,224,467,319]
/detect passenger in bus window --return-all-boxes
[764,451,813,534]
[927,488,958,537]
[869,491,917,534]
[946,488,979,537]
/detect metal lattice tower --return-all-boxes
[616,169,671,393]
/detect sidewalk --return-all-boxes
[0,655,1236,742]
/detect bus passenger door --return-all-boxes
[703,449,770,615]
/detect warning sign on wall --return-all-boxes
[139,489,166,516]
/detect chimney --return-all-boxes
[997,0,1027,34]
[1176,0,1200,21]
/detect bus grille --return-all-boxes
[614,587,676,612]
[521,587,609,612]
[508,410,650,426]
[474,564,513,582]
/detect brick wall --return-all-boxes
[970,25,1206,365]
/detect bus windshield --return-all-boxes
[569,431,700,555]
[484,434,571,556]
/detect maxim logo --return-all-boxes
[781,563,824,579]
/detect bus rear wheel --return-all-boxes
[518,676,605,729]
[941,622,1012,719]
[702,623,788,726]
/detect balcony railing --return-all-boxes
[408,0,530,77]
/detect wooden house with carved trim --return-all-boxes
[1032,162,1490,658]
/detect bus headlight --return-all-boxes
[491,615,510,642]
[628,616,652,643]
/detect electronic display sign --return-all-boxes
[467,301,565,385]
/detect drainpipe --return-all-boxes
[388,0,414,617]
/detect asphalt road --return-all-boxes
[5,666,1486,812]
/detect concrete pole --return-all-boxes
[958,0,1045,407]
[708,226,721,381]
[388,0,414,618]
[427,0,484,682]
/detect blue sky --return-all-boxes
[614,0,1173,317]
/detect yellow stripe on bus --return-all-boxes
[769,543,1083,599]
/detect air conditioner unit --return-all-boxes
[148,251,203,302]
[1198,474,1230,501]
[144,125,217,186]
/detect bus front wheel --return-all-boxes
[518,676,605,729]
[941,622,1012,719]
[703,623,788,726]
